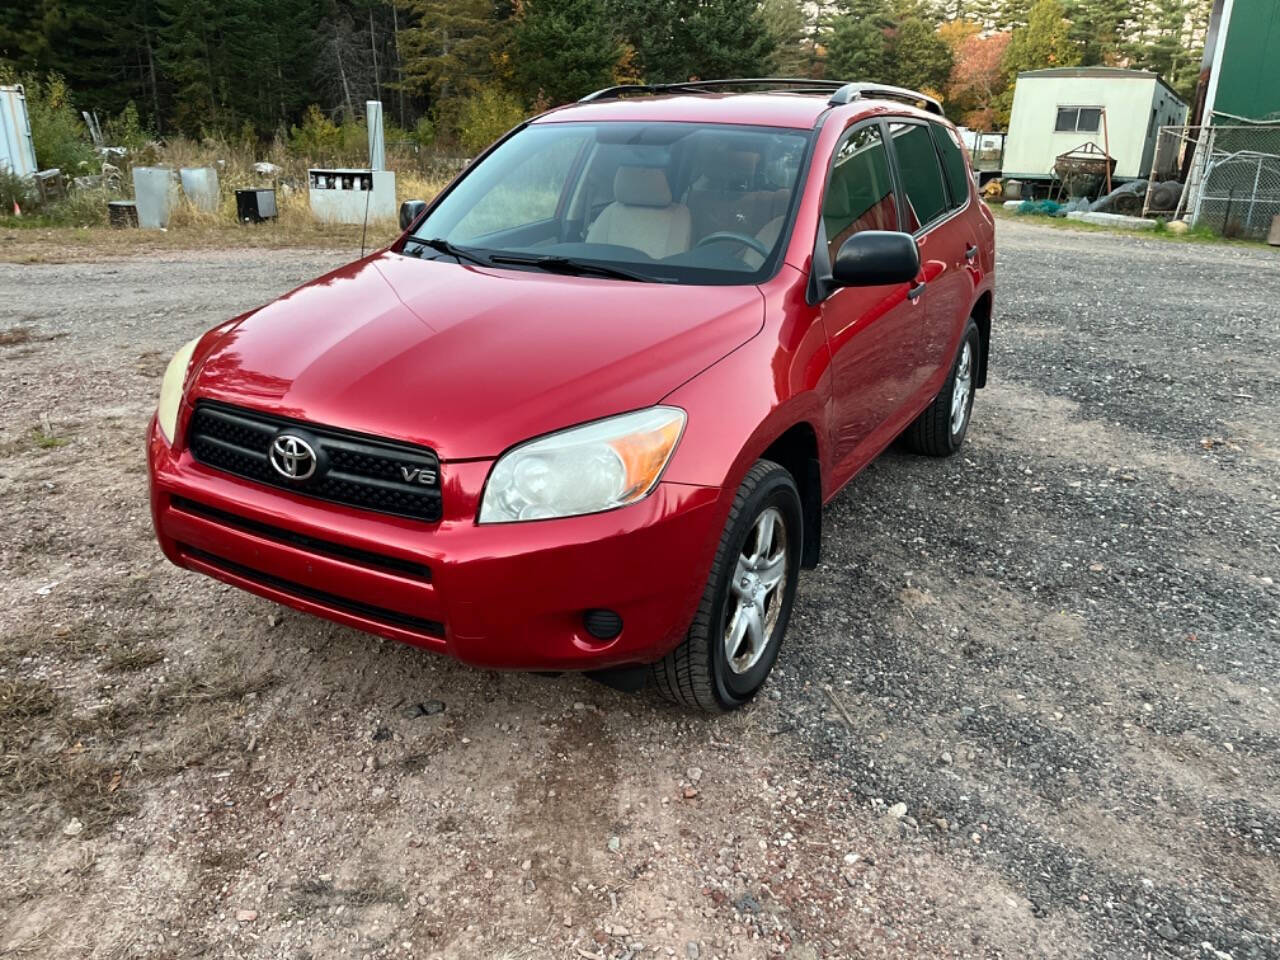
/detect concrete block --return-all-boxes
[1065,211,1157,230]
[309,168,396,224]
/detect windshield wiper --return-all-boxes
[407,236,492,268]
[487,253,657,283]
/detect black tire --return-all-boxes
[904,317,981,457]
[652,460,802,712]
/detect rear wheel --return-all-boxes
[904,317,980,456]
[652,460,801,712]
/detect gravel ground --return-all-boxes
[0,219,1276,960]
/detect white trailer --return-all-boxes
[0,84,38,177]
[1003,67,1187,183]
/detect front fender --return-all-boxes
[661,266,831,495]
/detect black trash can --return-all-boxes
[107,200,138,229]
[236,188,278,223]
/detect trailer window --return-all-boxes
[1055,107,1102,133]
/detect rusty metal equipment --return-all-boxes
[1053,141,1117,199]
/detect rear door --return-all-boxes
[885,119,978,404]
[925,122,981,392]
[885,119,957,407]
[816,120,924,485]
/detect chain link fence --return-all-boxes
[1145,123,1280,239]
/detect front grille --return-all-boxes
[181,545,445,637]
[187,401,442,522]
[171,496,432,581]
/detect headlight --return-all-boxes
[156,338,200,444]
[479,407,686,523]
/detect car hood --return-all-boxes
[189,251,764,459]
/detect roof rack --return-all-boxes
[827,82,944,116]
[578,78,847,102]
[578,77,945,117]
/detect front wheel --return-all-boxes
[904,317,980,456]
[652,460,802,712]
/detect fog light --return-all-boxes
[583,609,623,640]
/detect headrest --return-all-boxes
[614,166,673,207]
[725,151,758,184]
[697,149,759,190]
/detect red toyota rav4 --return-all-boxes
[149,79,994,711]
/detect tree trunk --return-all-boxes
[392,2,405,126]
[336,36,355,118]
[144,25,162,134]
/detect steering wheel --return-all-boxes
[695,231,770,258]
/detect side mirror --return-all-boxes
[831,231,920,287]
[399,199,427,231]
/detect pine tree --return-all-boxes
[995,0,1034,29]
[155,0,222,133]
[510,0,621,105]
[1063,0,1129,65]
[1001,0,1079,75]
[396,0,500,103]
[825,1,950,92]
[759,0,809,77]
[883,16,953,93]
[609,0,774,83]
[1130,0,1202,97]
[996,0,1079,125]
[825,17,888,81]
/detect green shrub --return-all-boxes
[0,169,36,213]
[454,87,526,155]
[103,101,151,152]
[288,105,372,165]
[288,105,342,160]
[412,116,436,148]
[43,187,111,227]
[23,73,98,175]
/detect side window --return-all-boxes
[821,124,897,261]
[889,121,949,231]
[931,123,971,209]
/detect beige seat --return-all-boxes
[586,167,692,260]
[741,216,785,270]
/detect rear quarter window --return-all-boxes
[931,123,972,209]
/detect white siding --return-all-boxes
[1004,74,1184,180]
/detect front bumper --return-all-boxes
[147,417,723,670]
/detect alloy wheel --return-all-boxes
[724,506,788,674]
[950,341,973,435]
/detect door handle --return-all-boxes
[965,243,979,262]
[907,280,926,300]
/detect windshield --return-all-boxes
[406,121,812,285]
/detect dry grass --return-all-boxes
[104,643,165,673]
[283,875,406,921]
[1,134,452,263]
[1,655,278,839]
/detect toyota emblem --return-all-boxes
[269,433,317,481]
